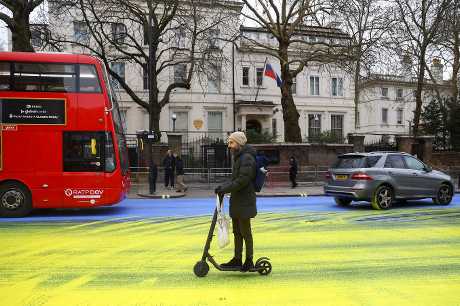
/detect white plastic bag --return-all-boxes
[216,195,230,249]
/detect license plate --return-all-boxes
[335,174,348,180]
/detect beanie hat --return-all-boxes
[228,131,247,146]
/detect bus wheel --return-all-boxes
[0,182,32,217]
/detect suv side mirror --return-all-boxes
[424,165,432,172]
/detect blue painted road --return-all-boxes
[1,195,459,223]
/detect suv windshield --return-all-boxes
[333,155,382,169]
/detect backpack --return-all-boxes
[241,153,267,192]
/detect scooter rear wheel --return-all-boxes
[193,260,209,277]
[256,259,272,276]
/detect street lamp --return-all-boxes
[172,113,177,132]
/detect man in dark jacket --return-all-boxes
[163,150,175,189]
[215,131,257,272]
[289,156,298,188]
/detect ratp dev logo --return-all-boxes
[64,189,104,199]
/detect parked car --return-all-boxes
[324,152,454,210]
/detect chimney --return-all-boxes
[431,58,443,82]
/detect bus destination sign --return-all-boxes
[1,98,66,125]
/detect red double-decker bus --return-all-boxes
[0,52,130,217]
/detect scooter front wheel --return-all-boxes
[194,260,209,277]
[256,259,272,276]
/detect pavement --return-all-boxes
[132,182,324,199]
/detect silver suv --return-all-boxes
[324,152,454,210]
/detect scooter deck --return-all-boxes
[218,265,261,272]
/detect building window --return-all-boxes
[310,76,319,95]
[331,77,343,96]
[381,87,389,98]
[291,72,296,95]
[174,25,186,48]
[207,63,220,93]
[331,114,344,142]
[120,110,128,133]
[208,29,220,49]
[208,111,223,140]
[397,108,403,124]
[174,64,187,83]
[174,111,189,135]
[308,114,321,141]
[143,64,149,90]
[256,67,264,86]
[74,21,89,44]
[111,23,127,44]
[272,118,277,138]
[396,88,403,99]
[242,66,250,86]
[382,108,388,124]
[110,62,125,89]
[356,111,360,126]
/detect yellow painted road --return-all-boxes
[1,208,460,306]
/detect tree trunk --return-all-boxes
[279,46,302,143]
[353,60,361,129]
[413,47,427,137]
[451,30,460,105]
[11,4,34,52]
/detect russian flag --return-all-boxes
[264,63,282,87]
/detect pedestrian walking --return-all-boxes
[289,156,298,188]
[163,150,175,189]
[215,131,257,272]
[175,154,188,192]
[148,159,158,194]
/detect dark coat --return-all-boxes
[221,145,257,219]
[163,155,174,169]
[289,158,298,175]
[175,158,184,175]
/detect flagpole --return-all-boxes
[254,57,268,103]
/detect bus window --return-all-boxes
[0,62,10,90]
[63,132,104,172]
[105,132,116,172]
[13,62,76,92]
[79,64,102,93]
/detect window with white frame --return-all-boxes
[397,108,403,124]
[111,23,127,44]
[308,114,321,140]
[174,64,187,83]
[174,25,186,48]
[331,114,344,142]
[208,111,223,140]
[110,62,125,89]
[74,21,89,44]
[291,72,296,95]
[381,87,389,98]
[382,108,388,124]
[242,66,250,86]
[207,63,220,93]
[396,88,403,99]
[208,29,220,49]
[256,67,264,86]
[310,76,320,95]
[356,111,360,126]
[331,77,343,96]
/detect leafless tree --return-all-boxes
[47,0,238,136]
[0,0,45,51]
[240,0,352,142]
[391,0,451,136]
[331,0,393,129]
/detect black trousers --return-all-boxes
[164,168,174,187]
[232,218,253,260]
[289,173,297,187]
[149,174,157,194]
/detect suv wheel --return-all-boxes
[371,185,393,210]
[334,197,352,206]
[433,184,453,205]
[0,182,32,217]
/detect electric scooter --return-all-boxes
[193,194,272,277]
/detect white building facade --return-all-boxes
[45,1,356,143]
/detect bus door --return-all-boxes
[33,131,63,207]
[62,132,106,206]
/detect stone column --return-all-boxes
[241,114,247,131]
[347,133,365,152]
[396,135,415,154]
[416,135,435,163]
